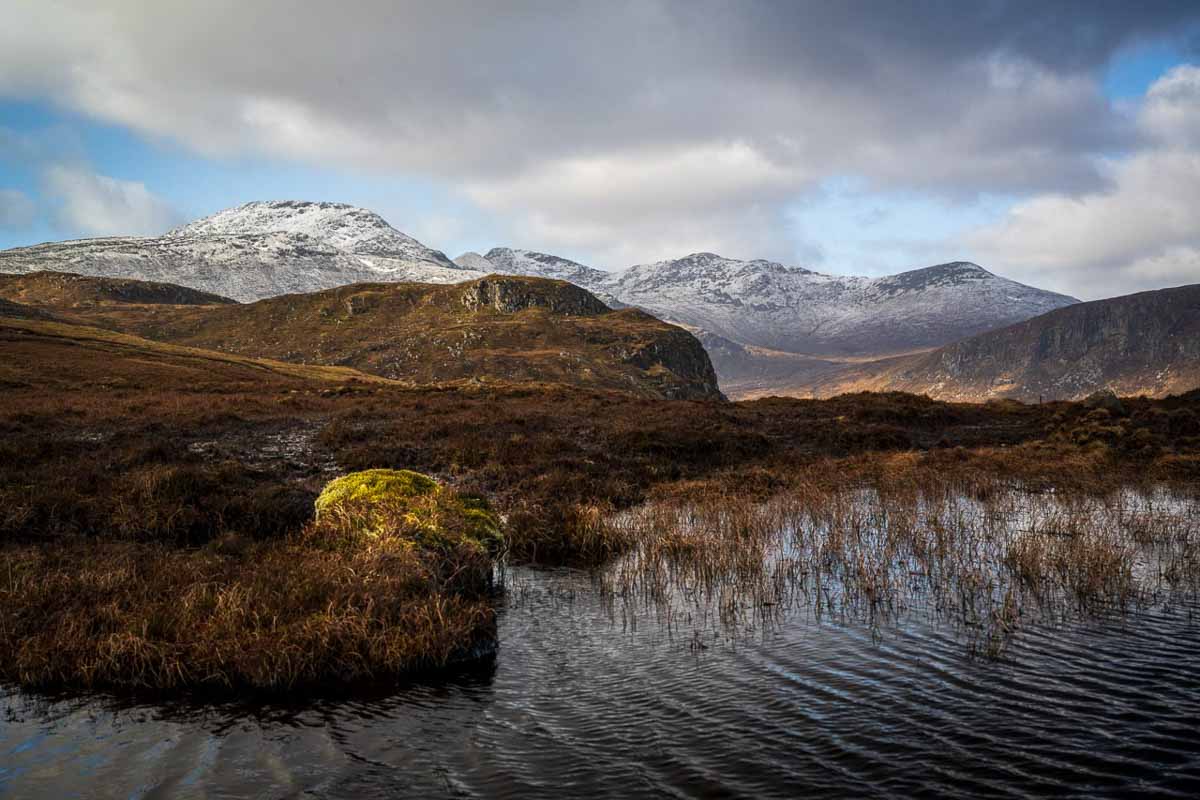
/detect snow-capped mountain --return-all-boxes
[0,200,1080,394]
[0,201,482,302]
[453,251,498,272]
[473,248,609,288]
[602,253,1078,356]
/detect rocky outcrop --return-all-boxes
[614,312,725,400]
[458,275,610,316]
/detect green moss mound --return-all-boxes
[314,469,503,553]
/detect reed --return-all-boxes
[586,474,1200,657]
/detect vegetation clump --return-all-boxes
[0,469,505,693]
[313,468,503,555]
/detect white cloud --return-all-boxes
[44,165,180,236]
[3,1,1192,270]
[0,189,36,229]
[965,65,1200,299]
[463,143,812,266]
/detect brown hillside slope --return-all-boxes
[0,315,392,392]
[845,283,1200,401]
[733,284,1200,402]
[0,271,722,400]
[0,269,235,307]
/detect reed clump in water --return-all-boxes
[0,470,503,693]
[589,473,1200,656]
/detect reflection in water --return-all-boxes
[3,490,1200,798]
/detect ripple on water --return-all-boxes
[4,514,1200,798]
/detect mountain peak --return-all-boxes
[870,261,1003,294]
[165,200,459,267]
[170,200,396,244]
[0,200,472,301]
[454,251,496,271]
[927,261,991,276]
[479,247,610,291]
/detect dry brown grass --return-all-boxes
[4,310,1200,690]
[0,498,499,693]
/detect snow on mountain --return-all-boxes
[453,251,497,272]
[0,199,1077,368]
[472,248,625,307]
[170,201,456,264]
[0,201,482,302]
[479,248,608,287]
[601,253,1079,356]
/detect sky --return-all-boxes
[2,1,1200,300]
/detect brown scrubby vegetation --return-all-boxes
[3,309,1200,692]
[0,270,723,401]
[0,529,496,693]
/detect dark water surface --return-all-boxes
[2,564,1198,799]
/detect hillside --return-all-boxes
[773,284,1200,401]
[0,314,390,394]
[1,271,723,401]
[0,270,235,308]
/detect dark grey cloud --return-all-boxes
[2,1,1198,270]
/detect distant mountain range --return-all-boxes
[4,200,1190,402]
[458,249,1077,357]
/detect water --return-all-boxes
[3,488,1200,798]
[2,565,1198,799]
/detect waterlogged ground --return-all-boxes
[3,488,1199,798]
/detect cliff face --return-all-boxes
[882,284,1200,401]
[458,275,609,316]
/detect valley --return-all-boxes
[8,7,1200,797]
[2,198,1197,780]
[4,288,1200,694]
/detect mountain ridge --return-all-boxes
[603,252,1078,357]
[847,283,1200,401]
[0,200,1090,397]
[0,201,484,302]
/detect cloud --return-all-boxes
[0,189,36,230]
[2,2,1198,267]
[463,142,813,265]
[965,65,1200,299]
[44,165,180,236]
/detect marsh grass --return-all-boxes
[6,319,1200,690]
[586,476,1200,657]
[0,500,499,694]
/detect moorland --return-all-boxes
[2,274,1199,694]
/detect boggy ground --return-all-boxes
[3,314,1200,693]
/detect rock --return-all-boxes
[458,276,609,316]
[1083,389,1126,416]
[314,469,503,552]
